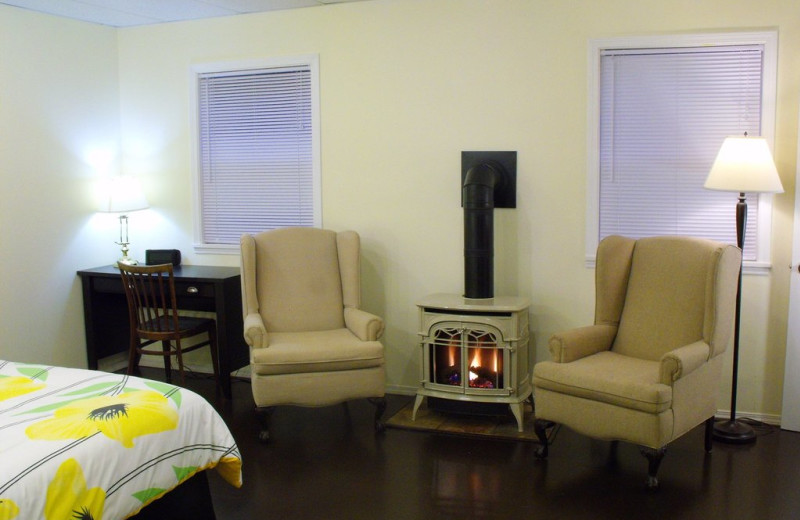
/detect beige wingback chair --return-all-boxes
[240,227,387,442]
[532,235,741,488]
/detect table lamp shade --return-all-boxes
[99,176,149,213]
[704,136,784,194]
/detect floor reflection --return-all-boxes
[432,458,503,517]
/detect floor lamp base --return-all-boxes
[713,418,756,444]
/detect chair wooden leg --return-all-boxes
[256,406,275,443]
[369,397,387,433]
[705,417,714,452]
[174,339,186,387]
[127,337,140,376]
[534,419,553,459]
[207,325,221,395]
[640,446,666,489]
[161,340,172,384]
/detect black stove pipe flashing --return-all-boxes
[462,160,508,300]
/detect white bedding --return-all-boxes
[0,360,241,519]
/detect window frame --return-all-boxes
[189,54,322,254]
[585,31,778,273]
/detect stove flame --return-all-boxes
[469,348,499,372]
[468,348,499,388]
[470,349,482,370]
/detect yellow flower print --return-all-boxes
[0,498,19,520]
[26,391,178,448]
[0,376,45,402]
[44,458,105,520]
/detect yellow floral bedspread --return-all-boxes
[0,360,241,520]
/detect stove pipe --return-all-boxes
[463,162,504,299]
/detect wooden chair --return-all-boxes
[118,263,220,391]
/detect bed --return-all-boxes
[0,360,241,520]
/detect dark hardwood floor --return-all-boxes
[155,368,800,520]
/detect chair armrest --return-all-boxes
[548,324,617,363]
[659,340,710,384]
[244,313,269,349]
[344,307,385,341]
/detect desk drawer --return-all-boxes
[174,281,215,299]
[92,277,124,294]
[91,277,215,299]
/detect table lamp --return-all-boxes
[99,175,149,266]
[704,134,783,443]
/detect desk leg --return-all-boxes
[215,287,233,400]
[81,276,99,369]
[214,277,247,400]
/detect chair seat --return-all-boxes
[251,328,385,376]
[533,351,672,414]
[140,316,214,336]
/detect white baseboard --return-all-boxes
[90,365,785,427]
[98,352,253,380]
[393,387,784,426]
[385,384,418,396]
[97,349,219,376]
[97,352,128,373]
[714,409,781,426]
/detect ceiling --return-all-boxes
[0,0,372,27]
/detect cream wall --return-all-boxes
[1,0,798,420]
[115,0,800,420]
[0,6,120,367]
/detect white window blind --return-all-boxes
[598,45,764,260]
[196,61,319,247]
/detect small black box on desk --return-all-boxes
[145,249,181,266]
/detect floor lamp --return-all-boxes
[99,175,149,267]
[704,135,783,443]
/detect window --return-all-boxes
[586,32,777,271]
[192,55,321,253]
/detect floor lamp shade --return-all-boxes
[705,136,783,194]
[704,135,782,444]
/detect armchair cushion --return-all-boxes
[251,329,384,376]
[533,351,672,414]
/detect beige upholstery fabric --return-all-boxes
[251,330,384,376]
[533,235,740,450]
[240,227,386,409]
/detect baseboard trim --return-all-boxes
[714,410,781,426]
[97,352,128,373]
[97,353,217,376]
[90,369,785,427]
[386,384,417,396]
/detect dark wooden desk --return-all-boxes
[77,265,248,399]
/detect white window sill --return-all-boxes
[194,244,240,255]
